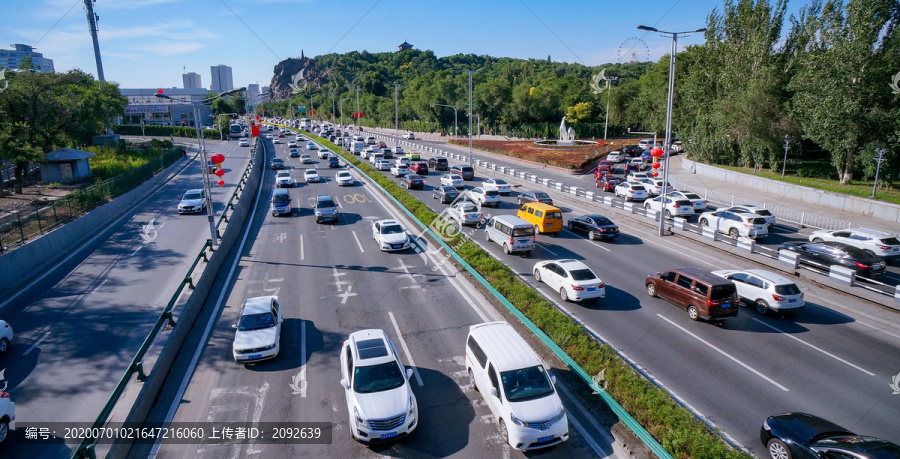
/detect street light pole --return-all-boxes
[392,83,401,150]
[331,92,335,123]
[873,148,888,197]
[467,69,473,166]
[638,24,706,237]
[340,98,352,129]
[781,136,790,178]
[602,75,618,140]
[430,103,458,141]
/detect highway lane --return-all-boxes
[137,134,615,458]
[353,139,900,455]
[0,140,251,458]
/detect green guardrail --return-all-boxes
[72,141,260,459]
[287,124,674,458]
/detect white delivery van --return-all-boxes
[351,141,365,155]
[484,215,535,255]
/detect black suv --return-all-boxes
[450,164,475,181]
[428,157,449,171]
[623,145,644,157]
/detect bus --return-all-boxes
[229,124,243,139]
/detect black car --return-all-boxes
[778,241,886,278]
[400,173,425,190]
[517,191,553,206]
[270,158,285,169]
[428,157,449,171]
[432,185,460,203]
[328,156,340,168]
[623,145,644,157]
[760,412,900,459]
[450,165,475,180]
[567,215,619,241]
[382,148,394,159]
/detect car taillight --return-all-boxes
[877,245,891,250]
[853,261,871,269]
[510,236,515,244]
[572,285,585,291]
[598,282,605,289]
[673,204,680,207]
[628,189,634,193]
[0,392,8,399]
[772,294,785,301]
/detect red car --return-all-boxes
[594,160,612,178]
[377,141,387,149]
[409,161,429,175]
[596,174,621,192]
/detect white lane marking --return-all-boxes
[657,314,789,391]
[247,381,269,455]
[290,321,308,397]
[750,317,876,376]
[351,230,365,253]
[554,375,617,458]
[130,246,142,257]
[563,229,613,252]
[332,267,349,291]
[338,285,358,304]
[535,242,558,256]
[23,330,51,356]
[859,321,900,341]
[388,311,424,387]
[267,278,283,283]
[299,234,305,260]
[89,278,108,295]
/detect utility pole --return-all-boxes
[781,136,790,178]
[83,0,105,81]
[467,70,473,166]
[392,83,401,150]
[354,86,360,130]
[602,74,618,140]
[873,148,888,197]
[330,92,335,123]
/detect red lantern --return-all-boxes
[651,162,661,169]
[651,171,659,177]
[214,169,225,177]
[650,148,664,157]
[210,153,225,165]
[217,180,225,186]
[251,125,260,137]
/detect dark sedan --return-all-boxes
[623,145,644,157]
[567,215,619,241]
[400,173,425,190]
[778,241,886,278]
[596,175,621,192]
[760,412,900,459]
[270,158,285,169]
[517,190,553,206]
[432,185,460,203]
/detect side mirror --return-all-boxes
[406,368,413,380]
[490,387,499,398]
[551,375,557,385]
[340,378,350,389]
[232,324,237,329]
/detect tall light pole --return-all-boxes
[330,92,336,123]
[873,148,888,197]
[392,83,402,150]
[638,24,706,237]
[452,68,483,166]
[430,103,458,141]
[601,74,618,140]
[354,86,361,129]
[156,87,246,246]
[781,136,790,178]
[340,98,352,129]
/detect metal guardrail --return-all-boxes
[72,143,259,459]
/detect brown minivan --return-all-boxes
[645,267,739,321]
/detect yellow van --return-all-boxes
[516,202,563,235]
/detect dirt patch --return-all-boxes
[447,138,644,169]
[0,180,81,217]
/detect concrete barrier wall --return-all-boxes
[111,146,263,458]
[683,159,900,223]
[0,159,187,298]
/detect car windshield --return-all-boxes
[880,237,900,245]
[493,179,508,185]
[381,224,403,234]
[534,192,550,199]
[711,284,737,301]
[512,227,534,237]
[273,194,290,204]
[238,312,275,331]
[407,174,421,180]
[461,203,478,212]
[315,199,335,208]
[183,192,202,201]
[755,209,773,216]
[485,190,499,196]
[277,172,290,178]
[569,269,597,281]
[353,361,405,393]
[631,185,646,191]
[593,217,613,226]
[683,193,702,200]
[774,283,801,295]
[450,175,462,180]
[546,211,562,220]
[461,167,473,172]
[675,200,692,206]
[501,365,554,402]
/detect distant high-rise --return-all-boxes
[247,84,260,104]
[261,86,270,102]
[182,72,202,89]
[0,44,54,72]
[210,65,233,93]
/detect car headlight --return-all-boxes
[354,407,366,427]
[262,343,276,351]
[408,395,416,418]
[510,413,528,427]
[555,407,565,422]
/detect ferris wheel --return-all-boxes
[617,37,650,63]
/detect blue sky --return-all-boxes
[3,0,800,90]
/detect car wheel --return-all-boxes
[812,238,823,243]
[0,420,7,444]
[646,283,657,297]
[588,231,596,240]
[485,230,491,241]
[503,244,511,254]
[560,288,569,302]
[0,338,7,353]
[756,300,770,316]
[469,369,478,392]
[534,269,542,283]
[729,228,739,238]
[498,419,510,446]
[665,210,672,219]
[568,222,574,231]
[688,305,700,321]
[700,218,708,226]
[767,439,791,459]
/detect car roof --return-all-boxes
[375,219,399,225]
[553,259,591,270]
[767,413,853,445]
[185,188,203,194]
[468,322,542,371]
[348,329,396,365]
[242,296,276,315]
[730,269,794,285]
[522,202,561,211]
[583,215,612,222]
[848,227,895,238]
[667,267,731,285]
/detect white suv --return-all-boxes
[469,187,501,207]
[0,390,14,444]
[808,228,900,258]
[725,205,775,228]
[340,329,418,443]
[699,210,769,239]
[712,269,804,316]
[643,195,694,219]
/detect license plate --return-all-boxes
[788,299,797,303]
[538,435,553,443]
[518,239,530,244]
[248,354,262,360]
[381,432,397,439]
[393,244,402,249]
[721,303,731,308]
[586,287,595,292]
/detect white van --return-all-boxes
[465,322,569,451]
[484,215,535,255]
[351,141,365,155]
[365,136,376,145]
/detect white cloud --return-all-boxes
[133,41,206,56]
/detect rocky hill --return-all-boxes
[269,52,321,101]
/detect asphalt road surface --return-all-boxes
[0,140,252,458]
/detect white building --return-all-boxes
[182,72,202,89]
[1,44,54,73]
[120,88,213,127]
[247,84,260,105]
[210,65,233,93]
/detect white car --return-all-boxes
[0,384,14,443]
[336,170,354,186]
[393,146,405,155]
[289,148,300,157]
[808,228,900,258]
[711,269,805,315]
[607,150,625,163]
[614,182,648,201]
[699,210,769,239]
[394,157,410,167]
[440,174,465,189]
[667,190,707,212]
[391,164,410,177]
[725,205,776,228]
[626,171,651,182]
[372,219,411,251]
[401,133,415,139]
[0,320,12,353]
[273,137,283,144]
[468,187,501,207]
[318,148,331,159]
[643,195,694,219]
[446,201,483,226]
[178,189,206,214]
[239,138,250,147]
[638,139,659,150]
[482,178,512,195]
[275,171,294,188]
[340,329,418,443]
[266,134,273,140]
[299,154,312,164]
[287,140,297,148]
[296,135,304,142]
[306,142,317,150]
[304,169,320,183]
[375,159,392,171]
[232,296,283,362]
[638,178,673,196]
[533,259,605,303]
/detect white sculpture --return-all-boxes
[558,117,575,146]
